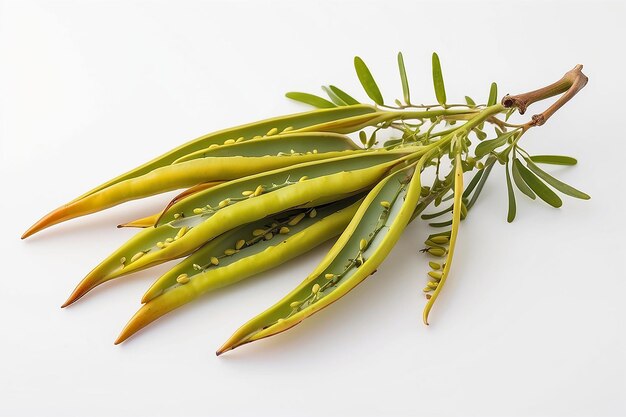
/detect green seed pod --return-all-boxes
[426,281,438,289]
[430,236,449,244]
[428,271,443,280]
[428,261,441,270]
[427,247,446,257]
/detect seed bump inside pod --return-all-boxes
[235,239,246,250]
[289,301,301,308]
[427,247,446,257]
[324,273,335,279]
[312,283,320,294]
[224,139,235,145]
[176,274,190,284]
[359,238,367,251]
[266,127,278,136]
[299,176,309,182]
[242,190,253,196]
[210,257,219,266]
[309,209,317,218]
[130,251,145,263]
[208,144,219,150]
[264,232,273,240]
[279,227,290,234]
[254,185,264,196]
[380,200,391,208]
[288,213,306,226]
[193,208,203,214]
[224,249,237,256]
[252,229,265,237]
[218,198,230,208]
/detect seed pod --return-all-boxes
[426,281,438,289]
[428,261,441,270]
[430,236,449,244]
[427,247,446,257]
[428,271,443,280]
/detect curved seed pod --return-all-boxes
[118,181,224,228]
[156,149,415,226]
[172,132,359,164]
[216,160,425,355]
[423,153,463,324]
[22,107,378,239]
[22,135,361,238]
[79,105,378,200]
[114,198,363,344]
[62,151,414,307]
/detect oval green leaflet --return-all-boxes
[505,161,516,222]
[354,56,384,105]
[475,130,517,158]
[431,52,446,106]
[523,157,590,200]
[114,198,364,344]
[511,157,536,200]
[529,155,578,166]
[329,85,360,105]
[397,52,411,105]
[513,159,562,208]
[217,161,424,354]
[487,82,498,106]
[285,92,335,108]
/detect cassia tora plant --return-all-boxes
[23,53,589,355]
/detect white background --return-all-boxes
[1,1,624,416]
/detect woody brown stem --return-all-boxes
[502,64,588,129]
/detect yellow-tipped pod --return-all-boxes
[217,158,427,355]
[115,198,362,344]
[23,133,362,238]
[62,150,414,306]
[74,105,378,201]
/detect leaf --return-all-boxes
[529,155,578,166]
[285,92,335,108]
[462,169,484,199]
[329,85,360,105]
[354,56,384,105]
[524,157,590,200]
[505,162,516,222]
[397,52,410,104]
[421,204,453,220]
[511,158,536,200]
[465,96,476,107]
[432,53,446,105]
[466,156,496,210]
[474,131,514,158]
[429,219,453,228]
[321,86,347,106]
[514,160,562,208]
[487,82,498,106]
